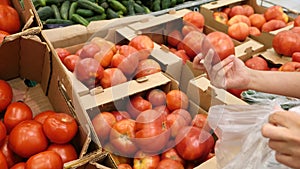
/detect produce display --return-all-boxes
[33,0,199,27]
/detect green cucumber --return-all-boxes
[60,1,70,20]
[142,5,151,14]
[127,0,135,16]
[77,0,105,14]
[68,2,78,20]
[51,4,61,19]
[108,0,127,14]
[152,0,161,11]
[170,0,177,7]
[176,0,184,3]
[86,13,107,22]
[134,2,145,13]
[44,18,74,24]
[100,2,109,9]
[106,8,120,19]
[37,6,54,21]
[71,13,89,26]
[76,9,95,17]
[161,0,171,9]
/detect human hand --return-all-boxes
[193,49,251,89]
[262,110,300,169]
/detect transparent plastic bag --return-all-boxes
[207,104,291,169]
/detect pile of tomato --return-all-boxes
[0,80,79,169]
[0,0,21,44]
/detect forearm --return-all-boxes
[247,70,300,99]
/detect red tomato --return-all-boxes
[118,163,133,169]
[181,25,202,37]
[273,30,300,57]
[135,109,170,153]
[295,15,300,27]
[92,112,116,143]
[118,45,138,57]
[134,59,161,79]
[167,30,183,47]
[79,42,100,59]
[172,109,192,125]
[0,0,11,6]
[228,22,250,41]
[183,11,205,29]
[175,126,214,161]
[63,54,80,72]
[133,151,160,169]
[25,150,63,169]
[4,102,33,133]
[213,11,228,25]
[10,162,25,169]
[126,95,152,119]
[128,35,154,60]
[0,136,22,168]
[0,5,20,34]
[173,50,191,64]
[110,119,138,156]
[0,121,6,144]
[292,52,300,62]
[161,148,185,166]
[43,113,78,144]
[245,56,269,70]
[100,68,127,89]
[0,80,13,113]
[153,105,170,116]
[167,111,190,138]
[0,30,9,43]
[47,143,78,163]
[181,30,206,59]
[166,90,189,111]
[111,111,131,122]
[227,88,245,99]
[146,89,166,107]
[33,110,56,124]
[110,52,139,76]
[261,20,286,32]
[191,113,208,129]
[0,151,8,169]
[156,159,184,169]
[8,120,48,158]
[55,48,71,62]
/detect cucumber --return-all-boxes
[44,18,74,24]
[152,0,161,11]
[127,0,135,16]
[108,0,127,14]
[121,0,128,6]
[76,9,95,17]
[176,0,184,3]
[106,8,120,19]
[38,0,46,6]
[161,0,171,9]
[60,1,70,20]
[69,2,78,20]
[134,2,145,14]
[142,5,151,14]
[100,2,109,9]
[71,14,89,26]
[51,4,61,19]
[86,13,107,22]
[32,0,41,8]
[37,6,54,21]
[77,0,105,14]
[170,0,176,7]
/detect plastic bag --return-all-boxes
[207,104,291,169]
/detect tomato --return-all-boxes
[0,80,13,113]
[146,89,166,107]
[227,88,245,99]
[92,112,116,144]
[181,30,206,59]
[47,143,78,163]
[110,119,138,156]
[55,48,71,62]
[0,5,20,34]
[261,20,286,32]
[228,5,245,18]
[183,11,205,29]
[0,136,22,168]
[110,52,139,76]
[0,151,8,169]
[167,111,190,138]
[173,50,190,64]
[0,121,6,144]
[33,110,56,124]
[100,68,127,89]
[175,126,214,161]
[167,30,183,47]
[153,105,170,116]
[242,5,254,17]
[249,14,266,30]
[249,26,261,36]
[128,35,154,60]
[278,61,300,72]
[79,42,100,59]
[0,0,11,6]
[126,95,152,119]
[134,59,161,79]
[206,31,235,65]
[273,30,300,57]
[63,54,80,72]
[181,25,202,37]
[166,90,189,111]
[213,12,228,25]
[135,109,170,153]
[161,148,185,166]
[264,6,287,22]
[4,102,33,133]
[111,111,131,122]
[191,113,208,129]
[118,163,133,169]
[43,113,78,144]
[10,162,25,169]
[118,45,138,57]
[292,52,300,62]
[74,58,104,89]
[25,150,63,169]
[133,151,160,169]
[0,30,9,43]
[172,109,192,124]
[156,159,184,169]
[295,15,300,27]
[227,15,251,26]
[228,22,249,41]
[245,56,269,70]
[8,120,48,158]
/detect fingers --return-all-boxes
[193,53,205,70]
[275,152,300,169]
[268,111,290,128]
[203,49,214,71]
[268,140,290,155]
[261,123,289,141]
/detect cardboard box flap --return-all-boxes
[64,149,104,169]
[194,156,217,169]
[235,39,264,61]
[80,72,171,110]
[201,0,244,9]
[259,48,291,65]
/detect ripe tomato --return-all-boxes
[118,45,138,57]
[0,0,11,6]
[128,35,154,60]
[47,143,78,163]
[167,111,190,138]
[167,30,183,47]
[272,30,300,57]
[10,162,25,169]
[111,111,131,122]
[166,90,189,111]
[146,89,166,107]
[153,105,170,116]
[156,159,184,169]
[227,15,251,27]
[228,22,250,41]
[0,80,13,113]
[63,54,80,72]
[191,113,208,129]
[261,20,286,32]
[135,109,170,153]
[110,52,139,76]
[79,42,100,59]
[0,136,22,168]
[213,11,228,25]
[33,110,56,124]
[0,5,20,34]
[183,11,205,29]
[118,163,133,169]
[126,95,152,119]
[8,120,48,158]
[292,52,300,62]
[110,119,138,156]
[0,151,8,169]
[0,30,9,43]
[245,56,269,70]
[181,30,206,59]
[134,59,161,79]
[181,25,202,37]
[4,102,33,133]
[161,148,185,166]
[0,121,6,144]
[25,150,63,169]
[133,151,160,169]
[295,15,300,27]
[228,5,245,18]
[55,48,71,62]
[100,68,127,89]
[173,50,190,64]
[92,112,116,143]
[43,113,78,144]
